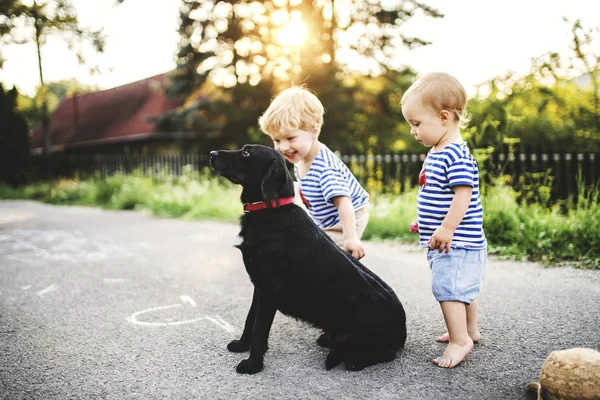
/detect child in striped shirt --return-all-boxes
[401,72,487,369]
[258,86,370,260]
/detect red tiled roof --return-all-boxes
[30,73,183,152]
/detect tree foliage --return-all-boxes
[467,19,600,154]
[0,0,105,68]
[0,0,25,67]
[165,0,441,152]
[170,0,440,94]
[1,0,108,155]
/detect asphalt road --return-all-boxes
[1,200,599,400]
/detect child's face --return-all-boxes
[401,94,449,148]
[269,128,318,164]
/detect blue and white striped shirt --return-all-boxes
[295,145,369,228]
[417,142,487,249]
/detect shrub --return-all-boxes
[363,190,418,242]
[107,176,154,210]
[483,183,521,246]
[47,179,96,205]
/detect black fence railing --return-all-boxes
[487,152,599,201]
[341,152,599,200]
[30,153,211,180]
[29,151,599,201]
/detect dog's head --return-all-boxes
[210,144,295,204]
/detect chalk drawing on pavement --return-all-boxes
[0,228,150,264]
[37,283,59,297]
[126,296,235,332]
[103,278,128,284]
[0,212,33,225]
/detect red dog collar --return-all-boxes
[243,197,295,212]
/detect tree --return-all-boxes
[468,19,600,154]
[0,0,24,68]
[569,19,600,127]
[1,0,107,157]
[0,84,29,186]
[171,0,440,94]
[166,0,440,151]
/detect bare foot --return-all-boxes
[432,339,474,368]
[436,331,480,343]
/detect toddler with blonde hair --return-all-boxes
[259,86,370,259]
[402,72,487,368]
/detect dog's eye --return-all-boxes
[242,149,250,157]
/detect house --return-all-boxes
[29,73,195,155]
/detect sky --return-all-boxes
[1,0,600,97]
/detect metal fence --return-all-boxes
[31,153,210,180]
[341,152,599,200]
[487,152,599,200]
[31,151,599,201]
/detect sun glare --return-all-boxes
[275,20,308,47]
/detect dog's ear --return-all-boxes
[261,158,289,200]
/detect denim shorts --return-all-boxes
[426,247,487,305]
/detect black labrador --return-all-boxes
[209,144,407,374]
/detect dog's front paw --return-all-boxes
[227,339,251,353]
[236,358,263,374]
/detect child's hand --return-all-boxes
[344,237,366,260]
[428,226,454,253]
[409,220,419,234]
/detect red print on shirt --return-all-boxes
[298,187,311,209]
[419,167,426,190]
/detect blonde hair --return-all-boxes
[258,86,325,136]
[401,72,471,129]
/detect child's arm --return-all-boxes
[429,185,472,253]
[332,196,366,259]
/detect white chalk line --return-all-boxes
[126,296,234,332]
[103,278,128,284]
[1,228,148,264]
[0,212,33,224]
[126,304,206,326]
[37,283,59,297]
[180,295,196,307]
[205,316,235,333]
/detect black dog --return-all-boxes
[210,145,406,374]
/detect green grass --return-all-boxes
[483,181,600,268]
[1,170,599,269]
[363,190,419,243]
[0,167,242,223]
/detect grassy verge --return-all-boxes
[0,168,241,223]
[482,182,600,268]
[1,171,598,269]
